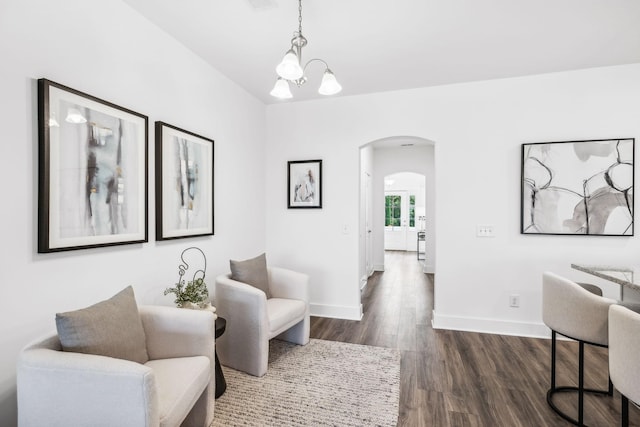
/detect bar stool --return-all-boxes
[609,304,640,427]
[542,272,616,426]
[576,283,603,296]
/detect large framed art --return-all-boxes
[38,79,148,253]
[288,159,322,209]
[155,122,214,240]
[521,138,634,236]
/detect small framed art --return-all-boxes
[38,78,148,253]
[155,121,214,240]
[288,159,322,209]
[521,138,634,236]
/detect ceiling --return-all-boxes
[123,0,640,105]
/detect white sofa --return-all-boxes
[215,266,309,377]
[17,305,216,427]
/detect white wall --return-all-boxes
[0,1,266,425]
[266,63,640,336]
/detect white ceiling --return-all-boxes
[123,0,640,105]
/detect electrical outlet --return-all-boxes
[509,294,520,308]
[476,224,495,237]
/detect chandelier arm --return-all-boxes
[302,58,330,73]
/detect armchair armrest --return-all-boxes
[139,305,215,361]
[214,274,269,374]
[268,267,309,302]
[214,275,268,334]
[18,339,158,427]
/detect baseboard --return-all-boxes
[423,263,434,274]
[431,310,549,339]
[360,276,368,292]
[311,303,363,321]
[373,264,384,272]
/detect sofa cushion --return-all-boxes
[267,298,306,337]
[55,286,149,364]
[146,356,210,427]
[230,253,271,298]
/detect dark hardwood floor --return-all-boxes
[309,251,639,426]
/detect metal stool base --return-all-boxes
[547,330,612,426]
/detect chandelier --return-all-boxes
[270,0,342,99]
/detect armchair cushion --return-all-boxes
[267,298,306,337]
[146,356,210,427]
[230,253,271,298]
[55,286,149,364]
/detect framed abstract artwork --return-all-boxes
[155,122,214,240]
[38,79,148,253]
[521,138,634,236]
[288,159,322,209]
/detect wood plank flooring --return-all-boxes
[309,251,640,426]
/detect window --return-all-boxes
[385,195,401,226]
[409,195,415,227]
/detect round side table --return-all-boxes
[214,317,227,398]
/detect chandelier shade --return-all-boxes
[270,0,341,99]
[270,77,293,99]
[276,49,304,80]
[318,69,342,95]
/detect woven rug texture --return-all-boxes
[210,338,400,427]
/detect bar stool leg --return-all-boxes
[622,395,629,427]
[550,330,556,390]
[608,377,613,396]
[578,341,584,426]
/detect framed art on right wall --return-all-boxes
[521,138,634,236]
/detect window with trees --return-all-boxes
[409,195,415,227]
[385,195,401,226]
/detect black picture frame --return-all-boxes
[521,138,634,236]
[38,78,149,253]
[288,159,322,209]
[155,121,214,240]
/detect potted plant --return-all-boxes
[164,247,215,313]
[164,277,209,309]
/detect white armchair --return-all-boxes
[17,305,216,427]
[214,267,309,377]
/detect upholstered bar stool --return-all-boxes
[576,283,603,296]
[609,304,640,427]
[542,272,616,426]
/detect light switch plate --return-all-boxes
[476,224,495,237]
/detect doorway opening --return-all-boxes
[358,136,436,316]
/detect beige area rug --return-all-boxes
[211,339,400,427]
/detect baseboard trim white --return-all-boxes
[373,264,384,272]
[311,303,363,321]
[360,277,368,292]
[431,310,549,339]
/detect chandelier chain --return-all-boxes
[298,0,303,35]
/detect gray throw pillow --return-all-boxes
[55,286,149,364]
[230,253,271,298]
